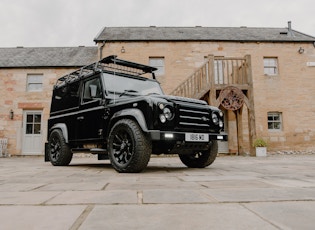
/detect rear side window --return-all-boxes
[50,81,80,113]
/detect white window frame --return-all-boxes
[27,74,43,92]
[268,112,282,131]
[263,57,278,76]
[149,57,165,76]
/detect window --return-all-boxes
[268,112,282,130]
[50,81,80,113]
[26,113,42,134]
[263,57,278,75]
[149,57,165,76]
[82,78,102,103]
[27,74,43,91]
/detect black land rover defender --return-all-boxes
[45,55,227,172]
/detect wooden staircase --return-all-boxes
[170,55,251,102]
[170,55,257,156]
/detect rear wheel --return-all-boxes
[179,140,218,168]
[48,129,73,166]
[108,119,151,173]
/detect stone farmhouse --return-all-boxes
[1,22,315,156]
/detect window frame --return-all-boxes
[263,57,279,76]
[268,112,282,131]
[27,74,43,92]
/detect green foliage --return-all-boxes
[253,138,267,147]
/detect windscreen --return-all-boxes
[102,72,163,99]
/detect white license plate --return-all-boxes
[185,133,209,142]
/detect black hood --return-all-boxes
[151,94,208,106]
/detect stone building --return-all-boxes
[0,47,98,155]
[1,23,315,155]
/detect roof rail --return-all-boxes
[55,55,157,88]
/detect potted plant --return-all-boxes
[253,138,267,157]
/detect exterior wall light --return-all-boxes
[298,47,304,54]
[121,46,125,53]
[9,110,14,120]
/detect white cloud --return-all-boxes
[0,0,314,47]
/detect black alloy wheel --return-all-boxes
[179,140,218,168]
[48,129,73,166]
[108,119,151,173]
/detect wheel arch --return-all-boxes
[49,123,69,143]
[108,108,148,136]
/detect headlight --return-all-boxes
[158,103,174,123]
[212,113,219,125]
[158,103,165,110]
[159,114,167,123]
[163,107,173,120]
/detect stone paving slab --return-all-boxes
[202,187,315,202]
[0,205,86,230]
[142,189,215,203]
[0,191,60,205]
[0,155,315,229]
[47,190,138,205]
[244,201,315,230]
[79,204,278,230]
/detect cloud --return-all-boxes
[0,0,314,47]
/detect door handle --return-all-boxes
[77,116,84,120]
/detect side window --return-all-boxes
[82,78,102,103]
[264,57,278,75]
[50,81,80,112]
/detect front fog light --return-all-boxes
[159,114,166,123]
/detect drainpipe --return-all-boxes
[99,41,106,60]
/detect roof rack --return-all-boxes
[55,55,157,88]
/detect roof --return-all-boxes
[94,26,315,43]
[0,46,98,68]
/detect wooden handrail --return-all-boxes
[170,56,250,99]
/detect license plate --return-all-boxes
[185,133,209,142]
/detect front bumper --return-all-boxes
[149,130,228,142]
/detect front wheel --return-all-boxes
[179,140,218,168]
[48,129,73,166]
[108,119,151,173]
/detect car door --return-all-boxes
[76,76,105,141]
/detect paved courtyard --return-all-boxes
[0,154,315,229]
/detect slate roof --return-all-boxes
[94,26,315,42]
[0,46,98,68]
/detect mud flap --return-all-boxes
[44,142,49,162]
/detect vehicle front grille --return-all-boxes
[177,103,211,130]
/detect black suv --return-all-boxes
[45,55,227,172]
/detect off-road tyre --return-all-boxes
[48,129,73,166]
[108,119,151,173]
[179,140,218,168]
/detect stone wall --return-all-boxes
[0,67,77,155]
[100,41,315,153]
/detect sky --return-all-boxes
[0,0,314,47]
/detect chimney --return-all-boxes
[288,21,295,37]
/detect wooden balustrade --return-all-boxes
[171,55,250,99]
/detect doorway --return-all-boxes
[22,110,43,155]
